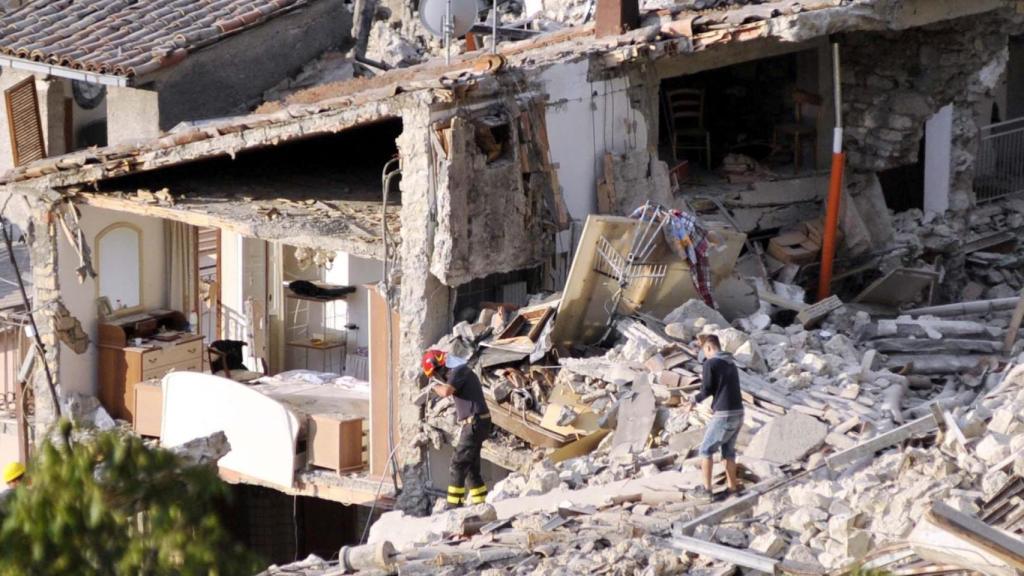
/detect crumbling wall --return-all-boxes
[395,98,449,515]
[430,105,555,287]
[24,197,61,426]
[840,11,1011,212]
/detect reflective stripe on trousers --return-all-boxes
[447,485,465,505]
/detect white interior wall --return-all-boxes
[57,205,167,395]
[542,60,649,243]
[924,104,954,214]
[219,232,270,369]
[324,253,382,353]
[281,245,322,370]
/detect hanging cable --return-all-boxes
[1,218,60,417]
[380,157,402,495]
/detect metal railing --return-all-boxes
[976,117,1024,203]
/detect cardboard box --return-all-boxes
[308,414,364,472]
[133,380,163,438]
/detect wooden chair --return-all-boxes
[665,88,712,170]
[208,339,265,383]
[773,89,823,174]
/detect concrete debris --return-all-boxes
[746,412,827,465]
[365,20,424,69]
[390,253,1024,575]
[61,392,115,431]
[169,431,231,466]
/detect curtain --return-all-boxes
[166,221,198,326]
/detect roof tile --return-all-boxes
[0,0,315,78]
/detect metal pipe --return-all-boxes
[817,42,845,302]
[492,0,498,54]
[445,0,452,65]
[0,55,129,87]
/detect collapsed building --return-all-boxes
[1,0,1024,570]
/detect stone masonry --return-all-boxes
[840,11,1016,212]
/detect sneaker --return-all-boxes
[727,486,746,498]
[692,486,716,504]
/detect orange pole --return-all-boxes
[817,151,845,301]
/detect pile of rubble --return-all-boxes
[264,199,1024,575]
[349,299,1024,574]
[355,270,1016,573]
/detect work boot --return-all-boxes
[446,485,466,509]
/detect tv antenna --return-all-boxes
[593,202,670,340]
[419,0,479,64]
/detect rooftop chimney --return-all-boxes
[595,0,639,37]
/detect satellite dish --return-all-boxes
[419,0,478,39]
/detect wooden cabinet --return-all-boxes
[309,414,366,473]
[133,381,163,437]
[98,310,203,422]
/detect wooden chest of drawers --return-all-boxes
[98,310,204,422]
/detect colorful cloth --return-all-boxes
[629,204,717,307]
[662,209,715,308]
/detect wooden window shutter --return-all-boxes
[4,77,46,166]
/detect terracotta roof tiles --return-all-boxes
[0,0,318,78]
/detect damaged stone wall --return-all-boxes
[840,11,1013,212]
[430,104,556,287]
[24,198,61,426]
[394,97,448,515]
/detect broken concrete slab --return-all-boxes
[611,374,657,456]
[746,412,828,465]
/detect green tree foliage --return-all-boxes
[0,420,261,575]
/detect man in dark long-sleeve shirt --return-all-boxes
[685,333,743,502]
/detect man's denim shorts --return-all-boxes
[699,411,744,459]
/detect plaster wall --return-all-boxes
[541,59,649,224]
[146,0,351,129]
[323,252,382,355]
[56,205,167,396]
[107,87,161,146]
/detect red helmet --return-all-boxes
[422,349,447,378]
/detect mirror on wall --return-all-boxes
[96,223,142,314]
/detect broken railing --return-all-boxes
[976,116,1024,203]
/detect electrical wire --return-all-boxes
[380,158,402,496]
[358,442,401,545]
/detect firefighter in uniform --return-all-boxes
[422,349,491,508]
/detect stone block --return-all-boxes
[749,530,787,558]
[844,530,871,559]
[988,407,1023,436]
[974,433,1010,465]
[781,506,828,533]
[663,299,728,329]
[746,412,828,465]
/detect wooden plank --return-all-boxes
[1003,288,1024,355]
[756,288,807,311]
[796,295,843,328]
[549,428,610,463]
[667,535,779,574]
[928,501,1024,571]
[486,395,569,448]
[367,286,401,478]
[825,413,937,470]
